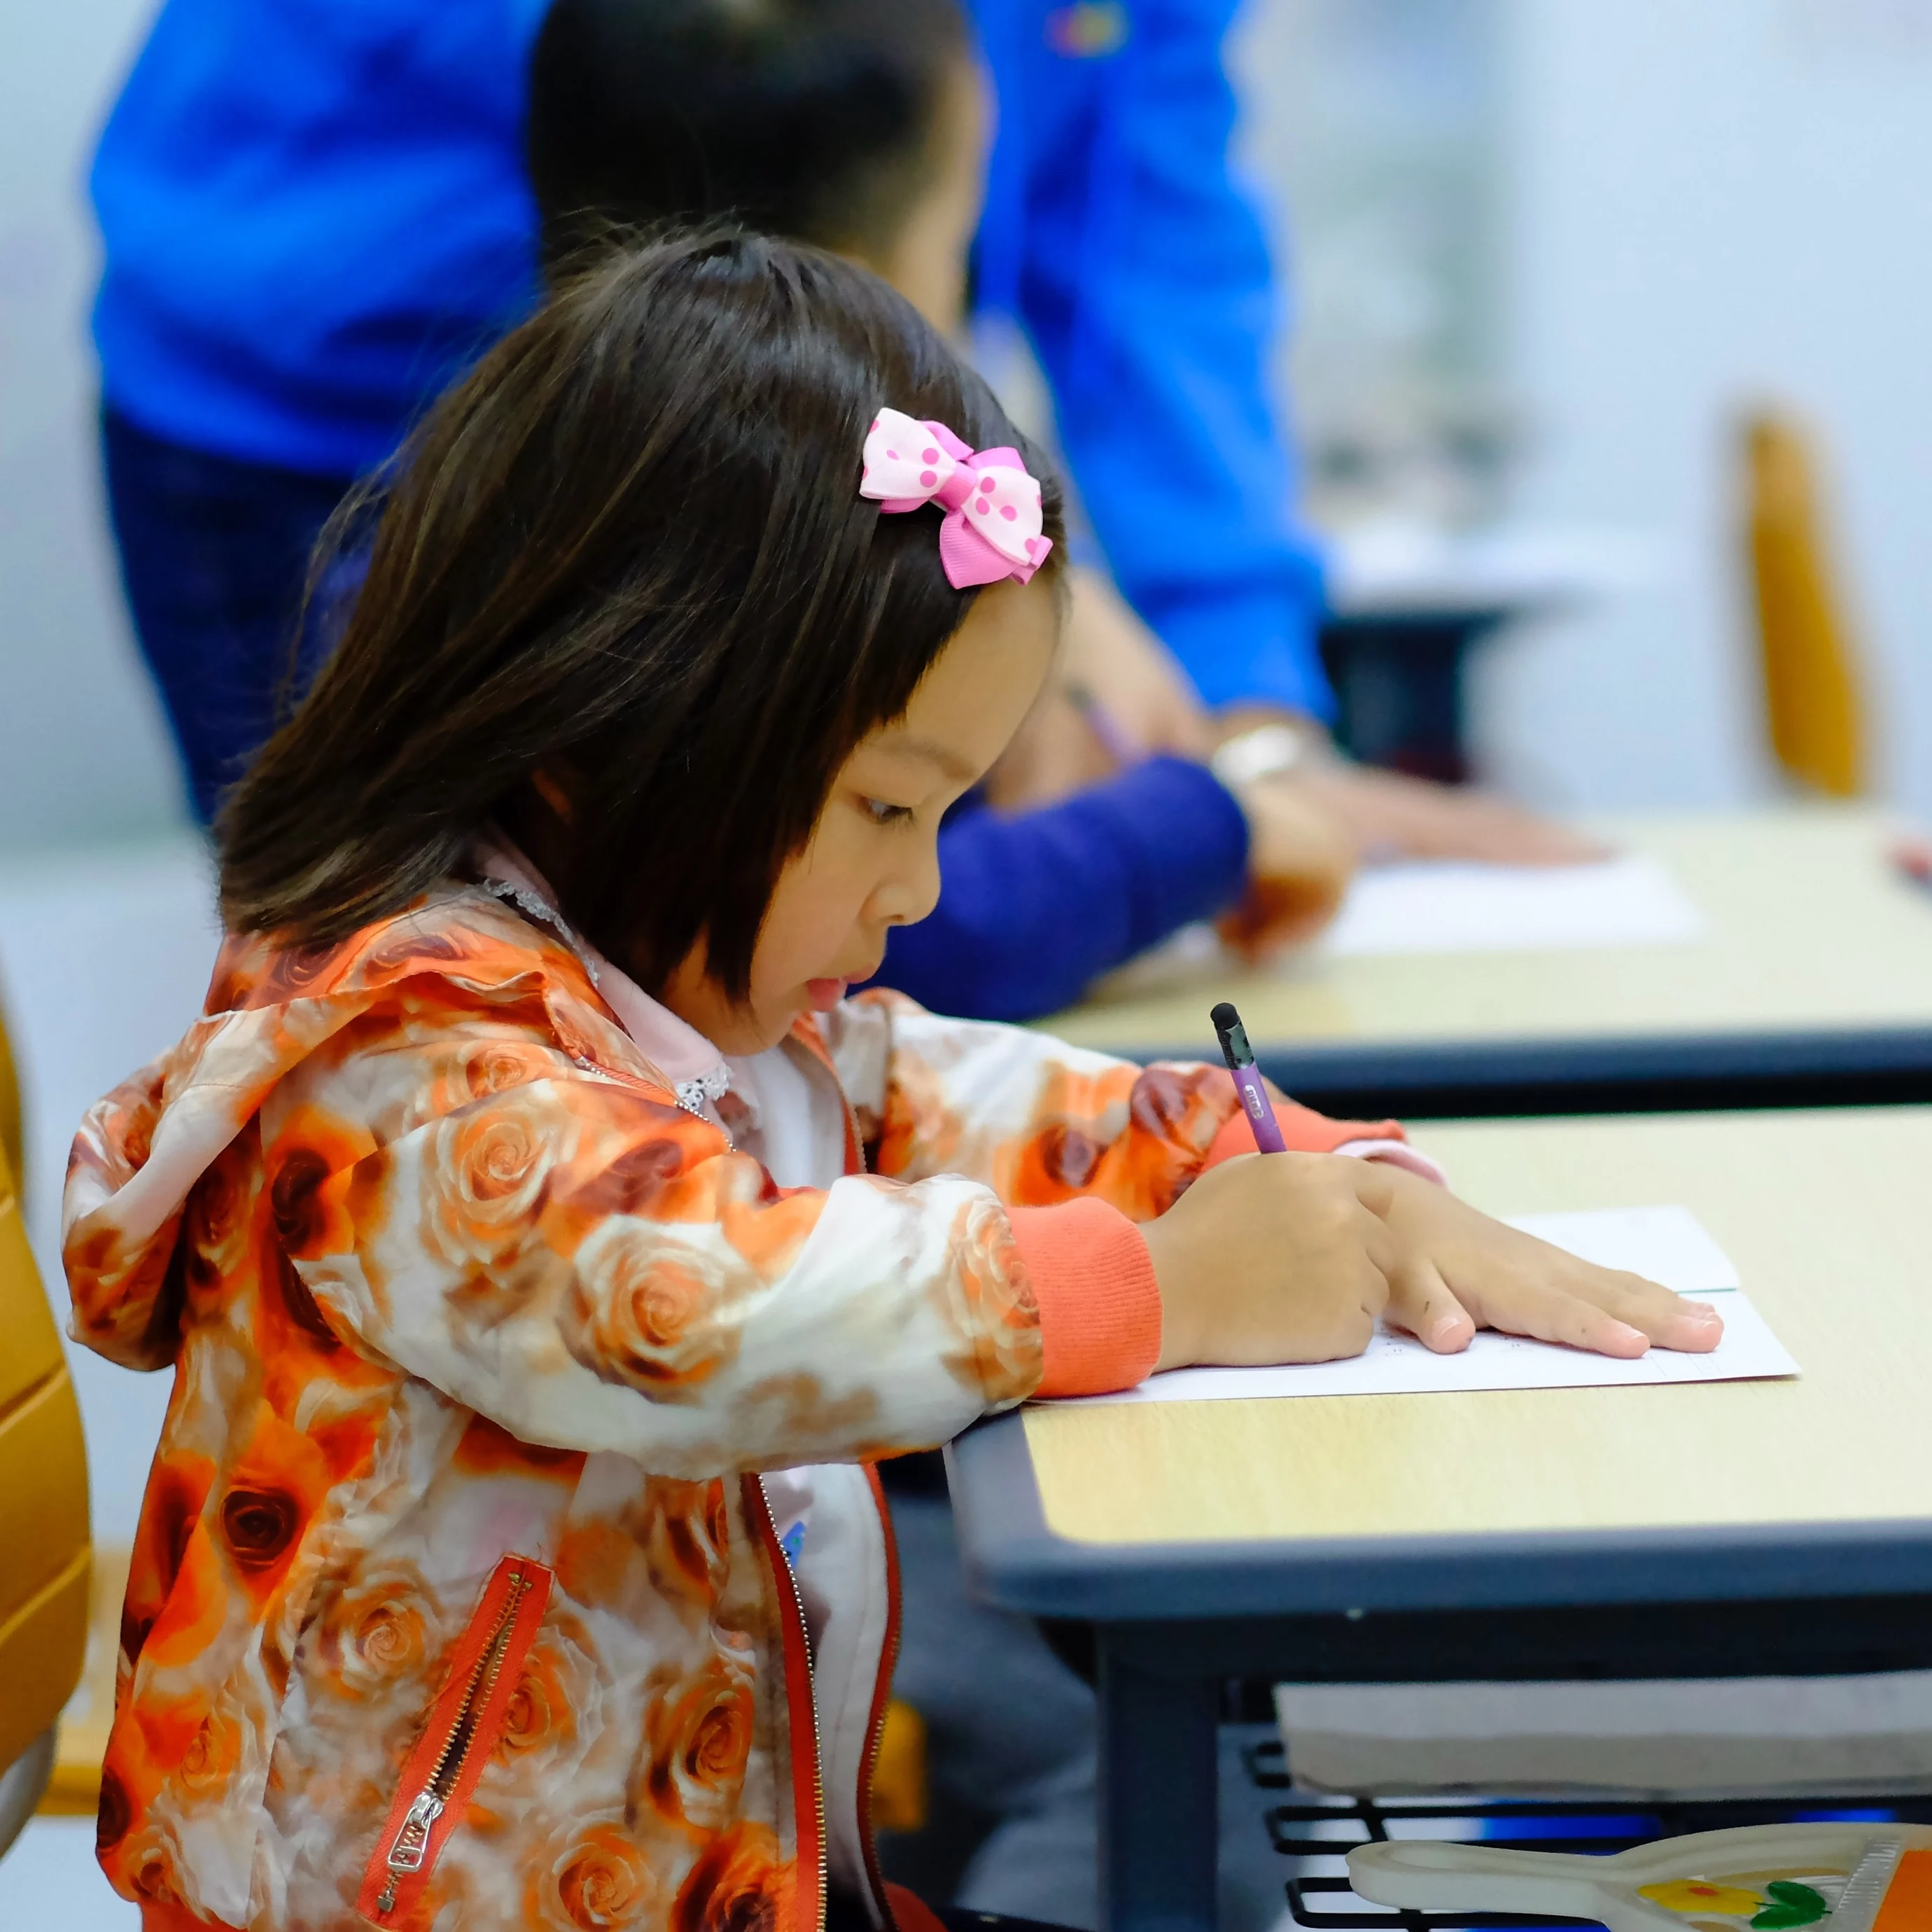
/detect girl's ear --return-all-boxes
[531,766,575,822]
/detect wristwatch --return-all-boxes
[1210,722,1307,789]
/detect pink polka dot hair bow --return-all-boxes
[859,407,1053,589]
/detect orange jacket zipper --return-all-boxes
[748,1475,827,1932]
[356,1555,553,1926]
[789,1018,895,1926]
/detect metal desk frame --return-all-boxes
[1219,1026,1932,1120]
[947,1413,1932,1932]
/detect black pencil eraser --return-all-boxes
[1210,1002,1252,1067]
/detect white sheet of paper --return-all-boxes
[1059,1206,1798,1407]
[1315,853,1705,958]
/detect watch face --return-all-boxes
[1212,724,1304,788]
[1046,4,1130,59]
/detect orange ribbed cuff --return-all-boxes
[1009,1198,1161,1399]
[1205,1107,1261,1170]
[1200,1070,1408,1169]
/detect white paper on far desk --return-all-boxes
[1060,1206,1798,1407]
[1315,853,1705,958]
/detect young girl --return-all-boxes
[543,0,1361,1017]
[65,234,1715,1932]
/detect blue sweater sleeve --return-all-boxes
[90,0,550,476]
[866,755,1249,1022]
[972,0,1332,717]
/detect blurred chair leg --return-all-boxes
[0,1726,57,1861]
[1743,409,1867,797]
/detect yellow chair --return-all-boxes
[1743,410,1868,797]
[0,1013,92,1854]
[38,1546,127,1820]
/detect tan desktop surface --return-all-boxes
[1040,804,1932,1056]
[1020,1106,1932,1547]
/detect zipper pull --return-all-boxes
[386,1789,446,1872]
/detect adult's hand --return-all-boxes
[1215,706,1604,866]
[1297,760,1606,864]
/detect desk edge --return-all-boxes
[944,1410,1932,1620]
[1058,1026,1932,1119]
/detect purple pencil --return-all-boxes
[1063,682,1142,767]
[1211,1001,1287,1154]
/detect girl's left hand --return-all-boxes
[1373,1166,1726,1359]
[1217,771,1357,957]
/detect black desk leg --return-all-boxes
[1096,1628,1218,1932]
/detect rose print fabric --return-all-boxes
[63,884,1250,1931]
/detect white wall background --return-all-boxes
[0,0,183,850]
[1231,0,1508,472]
[1478,0,1932,814]
[1234,0,1932,817]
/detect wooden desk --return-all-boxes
[1044,804,1932,1115]
[946,1107,1932,1932]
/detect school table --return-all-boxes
[945,1105,1932,1932]
[1042,803,1932,1116]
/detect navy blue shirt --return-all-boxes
[972,0,1331,715]
[870,755,1249,1018]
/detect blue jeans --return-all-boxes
[101,407,354,825]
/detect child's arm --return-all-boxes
[822,988,1424,1214]
[822,993,1720,1368]
[253,1030,1157,1474]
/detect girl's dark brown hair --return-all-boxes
[217,229,1065,997]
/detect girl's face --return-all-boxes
[662,575,1059,1053]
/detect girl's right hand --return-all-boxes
[1140,1154,1722,1377]
[1142,1152,1399,1371]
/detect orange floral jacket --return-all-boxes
[64,883,1409,1932]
